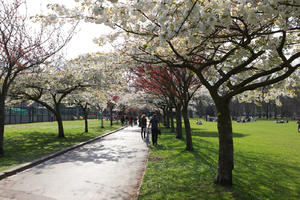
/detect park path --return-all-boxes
[0,126,149,200]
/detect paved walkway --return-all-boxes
[0,126,149,200]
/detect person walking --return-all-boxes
[148,114,160,146]
[138,114,142,127]
[121,115,125,126]
[139,115,147,139]
[140,115,147,139]
[129,116,133,127]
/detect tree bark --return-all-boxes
[83,108,88,133]
[0,97,5,156]
[182,105,193,151]
[274,104,283,119]
[55,105,65,138]
[162,107,166,126]
[101,117,104,128]
[170,107,175,133]
[175,105,183,139]
[109,106,113,126]
[265,102,269,119]
[214,99,234,186]
[166,107,170,128]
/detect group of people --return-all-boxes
[120,115,138,126]
[275,119,289,123]
[139,114,160,146]
[234,116,256,123]
[275,118,300,133]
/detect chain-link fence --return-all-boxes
[4,102,86,124]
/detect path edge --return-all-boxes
[134,146,150,200]
[0,126,127,180]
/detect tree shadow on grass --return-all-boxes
[191,140,218,168]
[141,134,233,200]
[232,152,300,200]
[148,127,300,200]
[191,128,249,138]
[190,141,300,199]
[192,131,248,138]
[0,131,106,170]
[160,127,249,138]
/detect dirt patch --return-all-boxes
[148,155,164,162]
[199,184,208,188]
[232,192,240,199]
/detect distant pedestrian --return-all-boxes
[129,116,133,127]
[140,115,147,139]
[148,114,160,146]
[297,119,300,133]
[121,115,125,126]
[138,115,142,127]
[133,116,137,125]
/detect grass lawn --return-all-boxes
[138,119,300,200]
[0,120,121,172]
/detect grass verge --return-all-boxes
[0,120,121,172]
[138,119,300,200]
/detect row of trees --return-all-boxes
[190,89,300,119]
[131,65,201,151]
[0,0,131,156]
[0,0,77,155]
[46,0,300,186]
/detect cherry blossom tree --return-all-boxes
[0,0,76,155]
[97,0,300,186]
[43,0,300,186]
[10,59,96,138]
[67,91,93,133]
[66,52,125,130]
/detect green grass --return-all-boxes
[138,119,300,200]
[0,120,121,172]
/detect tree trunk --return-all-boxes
[0,97,5,156]
[110,106,113,126]
[182,105,193,151]
[170,107,175,133]
[9,107,12,124]
[166,108,170,128]
[162,108,166,126]
[175,105,183,139]
[55,105,65,138]
[214,99,233,186]
[83,109,88,133]
[101,117,104,128]
[274,104,277,119]
[266,102,269,119]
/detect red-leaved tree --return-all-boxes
[132,64,201,151]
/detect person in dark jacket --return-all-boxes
[148,114,160,145]
[140,115,147,139]
[121,115,125,126]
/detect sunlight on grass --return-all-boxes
[138,119,300,200]
[0,120,121,172]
